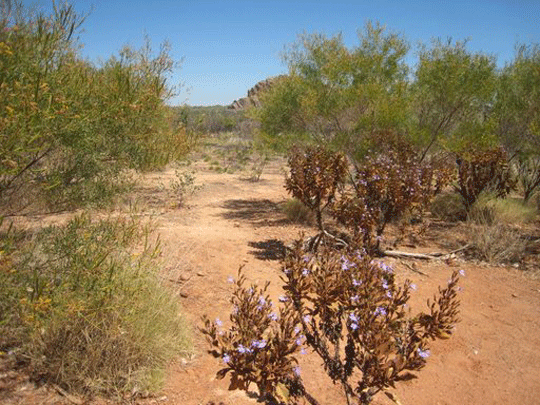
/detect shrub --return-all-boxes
[469,194,538,226]
[466,221,528,264]
[282,198,314,225]
[285,145,347,234]
[464,196,533,264]
[454,148,514,212]
[202,271,305,403]
[332,134,453,252]
[0,214,191,396]
[429,191,467,222]
[203,239,461,405]
[0,1,187,213]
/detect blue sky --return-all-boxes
[25,0,540,106]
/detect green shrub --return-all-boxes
[429,191,467,222]
[468,194,538,225]
[0,214,191,396]
[0,1,188,213]
[281,198,314,225]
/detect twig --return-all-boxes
[382,250,438,260]
[52,384,84,405]
[402,261,429,276]
[382,244,471,260]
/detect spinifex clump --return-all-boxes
[203,238,461,405]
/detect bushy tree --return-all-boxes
[0,1,187,212]
[495,43,540,201]
[256,22,411,158]
[412,38,498,160]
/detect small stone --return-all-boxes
[512,293,518,298]
[234,222,241,228]
[179,291,189,298]
[179,274,190,281]
[197,271,205,277]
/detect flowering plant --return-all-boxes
[201,270,306,403]
[282,241,461,404]
[331,133,453,253]
[203,242,461,405]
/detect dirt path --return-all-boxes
[135,158,540,405]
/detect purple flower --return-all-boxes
[417,348,430,358]
[350,322,358,330]
[237,344,251,354]
[294,326,302,335]
[296,336,304,346]
[258,296,266,305]
[353,278,362,286]
[302,254,310,263]
[379,262,393,273]
[410,283,417,291]
[223,354,231,364]
[302,268,310,276]
[351,294,359,302]
[251,339,267,349]
[459,269,466,277]
[215,318,223,327]
[293,366,301,376]
[349,313,359,323]
[283,268,291,275]
[279,295,288,302]
[268,312,279,321]
[341,256,355,271]
[374,307,387,317]
[227,276,235,283]
[300,348,307,355]
[382,280,389,290]
[303,315,311,323]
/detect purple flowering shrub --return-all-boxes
[285,136,453,254]
[203,242,461,405]
[285,145,348,234]
[201,270,306,403]
[283,241,461,404]
[332,136,453,253]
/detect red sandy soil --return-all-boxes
[2,156,540,405]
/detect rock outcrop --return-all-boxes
[229,75,286,110]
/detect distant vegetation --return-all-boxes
[253,23,540,205]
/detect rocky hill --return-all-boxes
[229,75,286,110]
